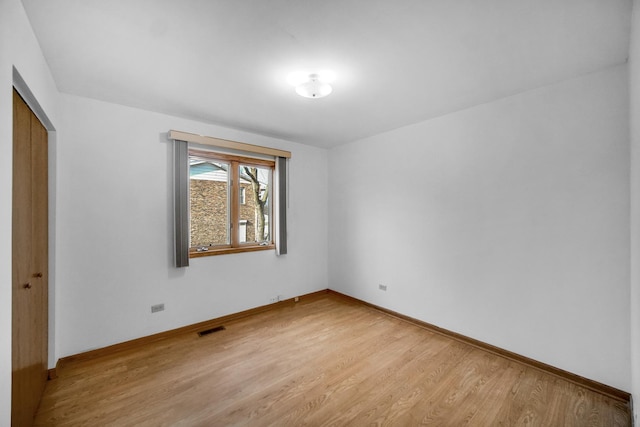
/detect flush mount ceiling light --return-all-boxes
[295,74,332,99]
[287,70,336,99]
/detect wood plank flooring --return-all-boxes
[34,293,631,426]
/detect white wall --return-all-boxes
[0,0,60,425]
[55,94,328,358]
[329,65,630,391]
[629,0,640,422]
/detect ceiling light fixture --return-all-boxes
[288,70,335,99]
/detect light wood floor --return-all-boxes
[35,293,630,426]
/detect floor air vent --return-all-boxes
[198,326,226,337]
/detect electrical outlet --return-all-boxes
[269,295,284,303]
[151,303,165,313]
[379,284,387,291]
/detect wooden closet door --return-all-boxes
[12,89,48,427]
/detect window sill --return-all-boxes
[189,244,275,258]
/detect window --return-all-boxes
[188,149,275,256]
[170,130,289,267]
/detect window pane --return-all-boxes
[189,156,229,247]
[239,164,271,243]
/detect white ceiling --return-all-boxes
[21,0,632,148]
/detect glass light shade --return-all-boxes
[288,70,335,98]
[295,79,333,98]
